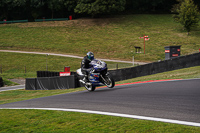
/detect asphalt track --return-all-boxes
[0,79,200,126]
[0,85,25,92]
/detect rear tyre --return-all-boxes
[85,84,96,92]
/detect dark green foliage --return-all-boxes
[0,0,199,21]
[172,0,199,35]
[74,0,126,17]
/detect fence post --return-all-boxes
[46,54,49,71]
[25,65,26,73]
[116,64,118,69]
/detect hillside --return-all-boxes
[0,14,200,62]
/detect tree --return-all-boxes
[172,0,199,35]
[24,0,44,21]
[151,0,165,11]
[74,0,126,17]
[0,0,25,20]
[47,0,63,19]
[63,0,77,12]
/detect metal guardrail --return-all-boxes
[0,20,28,24]
[35,18,69,22]
[0,18,69,24]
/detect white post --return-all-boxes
[132,56,134,66]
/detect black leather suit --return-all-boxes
[81,56,92,76]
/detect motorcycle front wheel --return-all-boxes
[102,75,115,88]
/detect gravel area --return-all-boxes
[8,79,25,85]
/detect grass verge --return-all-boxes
[0,109,200,132]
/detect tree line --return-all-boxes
[0,0,199,21]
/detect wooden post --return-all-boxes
[25,65,26,73]
[0,65,2,74]
[144,34,145,54]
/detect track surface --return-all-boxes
[0,79,200,124]
[0,85,25,92]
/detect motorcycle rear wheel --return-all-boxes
[85,84,96,92]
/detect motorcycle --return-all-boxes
[76,59,115,91]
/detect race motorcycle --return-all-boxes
[76,59,115,91]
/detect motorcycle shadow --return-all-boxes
[93,85,135,92]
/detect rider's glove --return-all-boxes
[90,68,95,73]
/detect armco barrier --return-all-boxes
[109,52,200,82]
[35,18,68,22]
[0,77,3,87]
[0,20,28,24]
[0,18,68,24]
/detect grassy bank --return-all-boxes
[1,14,200,62]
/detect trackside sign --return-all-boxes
[60,72,71,76]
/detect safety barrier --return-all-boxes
[0,77,3,87]
[25,52,200,90]
[37,71,60,77]
[26,75,76,90]
[109,52,200,82]
[35,18,68,22]
[0,18,69,24]
[0,20,28,24]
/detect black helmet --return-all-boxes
[87,52,94,61]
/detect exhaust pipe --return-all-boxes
[79,80,85,84]
[79,80,92,86]
[79,79,92,85]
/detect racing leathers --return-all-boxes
[81,56,92,82]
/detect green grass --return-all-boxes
[0,109,200,132]
[1,14,200,62]
[0,88,86,105]
[0,52,82,77]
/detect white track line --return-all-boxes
[1,108,200,127]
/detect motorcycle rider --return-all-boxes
[81,52,95,82]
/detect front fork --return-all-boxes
[100,72,109,84]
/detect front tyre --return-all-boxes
[102,75,115,88]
